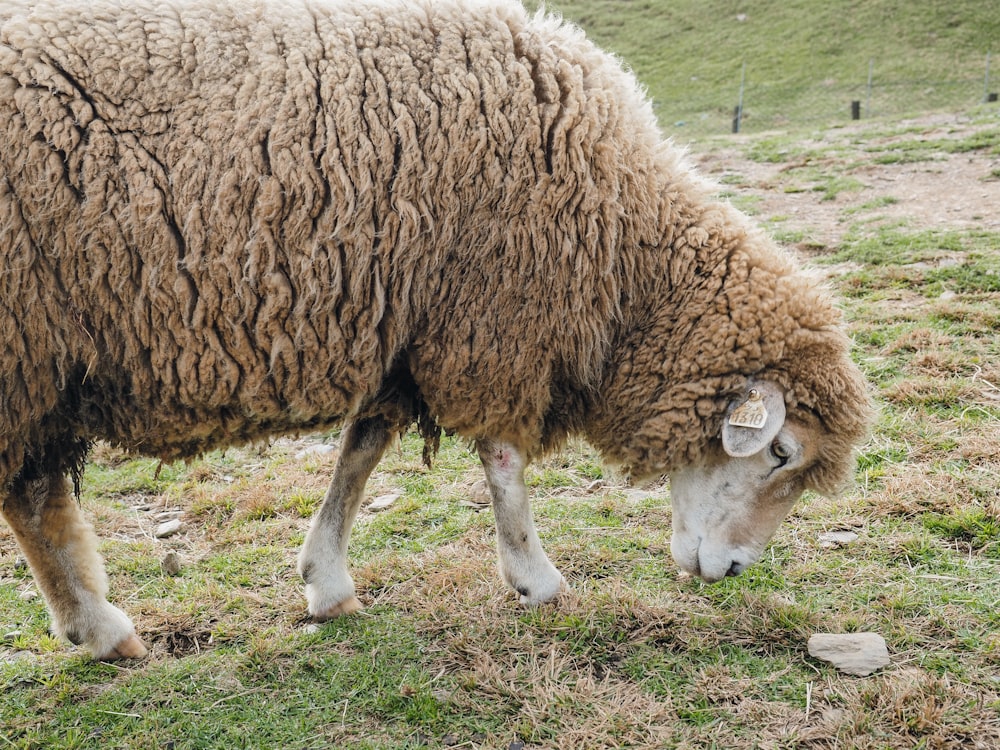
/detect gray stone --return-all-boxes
[154,519,183,538]
[367,493,401,512]
[295,443,336,460]
[160,552,183,576]
[1,650,37,665]
[818,530,860,548]
[460,480,492,509]
[808,632,889,676]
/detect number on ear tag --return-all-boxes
[728,388,768,430]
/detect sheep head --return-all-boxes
[668,380,818,582]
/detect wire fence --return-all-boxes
[659,55,998,137]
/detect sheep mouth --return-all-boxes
[672,533,755,583]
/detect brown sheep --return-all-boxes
[0,0,872,659]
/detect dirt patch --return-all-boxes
[696,112,1000,249]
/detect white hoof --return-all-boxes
[58,601,145,661]
[309,594,364,622]
[100,634,149,660]
[303,568,360,622]
[507,560,567,606]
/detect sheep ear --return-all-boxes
[722,381,786,458]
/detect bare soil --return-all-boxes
[694,112,1000,250]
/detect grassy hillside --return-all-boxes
[531,0,1000,133]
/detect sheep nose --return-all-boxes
[725,561,743,577]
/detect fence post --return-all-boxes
[851,101,861,120]
[866,59,874,117]
[733,61,746,133]
[985,52,992,103]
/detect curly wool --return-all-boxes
[0,0,870,493]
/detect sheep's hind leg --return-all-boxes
[298,416,394,621]
[477,439,566,605]
[0,475,147,660]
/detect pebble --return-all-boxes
[818,530,860,548]
[808,632,889,676]
[295,443,336,460]
[160,552,183,576]
[367,493,401,512]
[18,589,38,601]
[1,650,37,665]
[460,480,492,509]
[154,519,183,538]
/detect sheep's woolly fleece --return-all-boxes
[0,0,871,494]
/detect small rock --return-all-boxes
[460,480,492,509]
[808,632,889,676]
[938,290,957,301]
[818,530,860,548]
[13,556,27,572]
[295,443,336,460]
[1,650,37,665]
[367,493,401,512]
[4,630,22,641]
[625,487,657,502]
[18,589,38,601]
[302,623,320,635]
[160,552,183,576]
[154,519,183,538]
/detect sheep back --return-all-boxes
[0,0,669,485]
[0,0,870,495]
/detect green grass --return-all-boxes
[529,0,1000,134]
[818,227,1000,300]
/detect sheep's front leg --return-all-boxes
[298,416,394,620]
[0,476,147,660]
[477,439,565,605]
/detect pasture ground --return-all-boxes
[2,108,1000,749]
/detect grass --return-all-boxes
[529,0,1000,134]
[5,62,1000,750]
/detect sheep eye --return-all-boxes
[770,440,792,463]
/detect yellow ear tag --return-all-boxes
[728,388,768,429]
